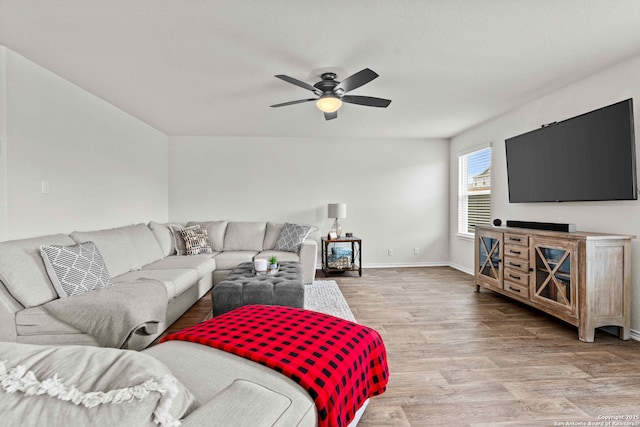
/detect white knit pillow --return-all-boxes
[0,342,198,427]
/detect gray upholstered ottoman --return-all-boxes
[212,261,304,316]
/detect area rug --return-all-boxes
[304,280,356,322]
[204,280,356,322]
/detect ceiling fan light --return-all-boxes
[316,96,342,113]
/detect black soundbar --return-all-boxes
[506,220,576,232]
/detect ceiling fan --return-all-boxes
[270,68,391,120]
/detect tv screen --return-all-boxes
[506,99,637,203]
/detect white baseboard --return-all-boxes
[630,329,640,342]
[315,262,450,270]
[316,262,473,272]
[447,262,474,275]
[362,262,450,269]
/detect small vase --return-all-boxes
[270,263,278,270]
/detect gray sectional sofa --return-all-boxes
[0,220,317,350]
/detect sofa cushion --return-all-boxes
[255,250,300,263]
[0,341,198,427]
[212,251,258,270]
[222,222,266,252]
[186,221,228,252]
[0,234,74,307]
[16,305,83,336]
[122,224,165,267]
[180,380,292,427]
[142,255,216,279]
[147,221,175,257]
[71,227,139,277]
[113,269,198,301]
[274,223,312,253]
[178,228,213,256]
[40,242,113,298]
[263,222,284,250]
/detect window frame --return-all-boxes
[457,144,492,238]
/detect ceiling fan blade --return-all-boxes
[324,111,338,120]
[342,95,391,108]
[274,75,320,93]
[270,98,316,108]
[334,68,379,93]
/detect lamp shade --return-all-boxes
[316,95,342,113]
[327,203,347,219]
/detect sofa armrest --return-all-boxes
[299,239,317,284]
[0,281,21,341]
[180,379,295,427]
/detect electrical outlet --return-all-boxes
[387,249,394,256]
[414,247,420,255]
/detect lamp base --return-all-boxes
[331,219,342,237]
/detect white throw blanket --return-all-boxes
[43,279,168,349]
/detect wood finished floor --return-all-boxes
[154,267,640,426]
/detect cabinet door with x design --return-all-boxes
[530,237,578,319]
[474,229,503,291]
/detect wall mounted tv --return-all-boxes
[505,99,637,203]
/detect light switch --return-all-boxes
[41,180,50,194]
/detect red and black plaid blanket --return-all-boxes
[161,305,388,427]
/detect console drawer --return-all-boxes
[505,244,528,260]
[504,267,529,286]
[504,233,528,247]
[504,256,529,272]
[504,280,529,298]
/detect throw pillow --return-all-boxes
[178,228,214,256]
[186,221,228,252]
[169,225,200,255]
[274,223,312,253]
[40,242,113,298]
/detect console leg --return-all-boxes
[578,327,595,343]
[620,325,631,341]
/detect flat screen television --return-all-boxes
[505,99,637,203]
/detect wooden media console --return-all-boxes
[474,225,634,342]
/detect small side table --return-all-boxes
[321,236,362,276]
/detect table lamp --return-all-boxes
[327,203,347,237]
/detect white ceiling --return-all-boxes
[2,1,640,139]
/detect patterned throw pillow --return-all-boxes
[274,223,312,253]
[170,225,199,255]
[178,228,213,256]
[40,242,113,298]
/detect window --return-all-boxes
[458,146,491,236]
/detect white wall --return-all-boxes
[449,53,640,332]
[169,136,449,266]
[0,48,8,242]
[0,47,169,240]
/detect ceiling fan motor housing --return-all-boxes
[314,73,340,95]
